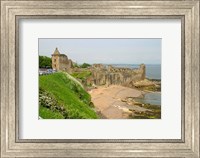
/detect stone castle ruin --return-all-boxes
[51,48,73,72]
[87,64,146,87]
[51,48,146,88]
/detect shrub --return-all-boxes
[80,63,91,68]
[39,56,52,68]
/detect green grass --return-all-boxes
[39,106,65,119]
[71,71,91,80]
[39,72,98,119]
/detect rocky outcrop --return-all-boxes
[86,64,146,87]
[133,79,161,91]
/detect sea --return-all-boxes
[134,93,161,106]
[111,64,161,80]
[110,64,161,106]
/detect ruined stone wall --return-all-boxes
[52,54,73,72]
[59,55,69,71]
[87,64,145,87]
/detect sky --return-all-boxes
[39,38,161,64]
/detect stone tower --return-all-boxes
[51,48,73,72]
[139,64,146,80]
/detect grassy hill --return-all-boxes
[39,72,98,119]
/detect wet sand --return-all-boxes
[89,85,148,119]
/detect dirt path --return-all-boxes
[89,85,148,119]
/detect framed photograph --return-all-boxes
[1,0,199,157]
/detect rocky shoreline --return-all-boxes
[70,63,161,119]
[89,85,161,119]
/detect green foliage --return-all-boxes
[73,62,91,68]
[71,71,92,87]
[80,63,91,68]
[73,62,80,68]
[39,72,98,119]
[39,106,65,119]
[71,71,92,80]
[39,56,52,68]
[39,88,68,119]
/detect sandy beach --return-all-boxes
[89,85,149,119]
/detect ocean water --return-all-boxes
[111,64,161,80]
[110,64,161,105]
[134,93,161,106]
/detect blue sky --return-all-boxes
[39,38,161,64]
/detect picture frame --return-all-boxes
[0,0,199,157]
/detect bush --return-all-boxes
[73,62,80,68]
[39,56,52,68]
[80,63,91,68]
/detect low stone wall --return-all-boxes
[86,64,146,87]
